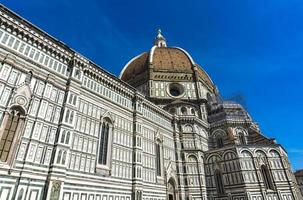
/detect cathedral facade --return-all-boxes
[0,4,300,200]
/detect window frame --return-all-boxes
[0,107,26,165]
[214,169,225,196]
[96,116,114,176]
[261,165,275,190]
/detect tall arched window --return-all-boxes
[261,165,274,190]
[96,115,114,175]
[60,131,66,143]
[17,188,24,200]
[98,122,109,165]
[239,133,246,145]
[56,149,67,165]
[60,130,71,145]
[25,71,33,84]
[0,108,24,162]
[156,142,162,176]
[216,137,224,148]
[56,150,62,164]
[65,109,70,123]
[214,169,225,195]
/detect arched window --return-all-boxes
[25,71,33,84]
[156,142,162,176]
[216,137,224,148]
[72,95,77,105]
[65,110,70,123]
[261,165,274,190]
[168,179,176,200]
[0,108,23,162]
[17,188,24,200]
[214,169,225,195]
[98,119,112,166]
[69,111,74,124]
[60,130,71,145]
[56,149,67,165]
[190,108,195,115]
[62,151,67,165]
[136,191,142,200]
[239,133,246,145]
[60,130,66,143]
[65,131,70,144]
[181,107,187,115]
[56,150,62,164]
[96,115,114,175]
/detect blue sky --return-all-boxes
[2,0,303,170]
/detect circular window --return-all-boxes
[168,83,185,98]
[170,88,181,96]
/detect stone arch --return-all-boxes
[234,127,248,135]
[212,129,226,137]
[9,105,26,116]
[187,154,198,162]
[255,149,267,158]
[12,84,32,111]
[268,149,281,158]
[207,154,221,164]
[200,129,207,138]
[255,149,268,167]
[101,111,114,124]
[213,129,226,148]
[223,150,237,160]
[155,129,163,143]
[167,177,178,200]
[240,149,254,158]
[234,127,248,144]
[183,124,194,133]
[194,125,207,138]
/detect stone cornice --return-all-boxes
[0,48,67,90]
[0,5,72,62]
[176,115,209,128]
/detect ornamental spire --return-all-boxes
[154,28,167,47]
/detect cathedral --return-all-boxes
[0,4,301,200]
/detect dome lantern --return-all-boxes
[154,29,167,47]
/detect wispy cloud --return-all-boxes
[288,148,303,155]
[98,16,133,48]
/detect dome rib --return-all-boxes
[120,52,149,81]
[120,45,215,92]
[152,47,193,73]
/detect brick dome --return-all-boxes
[119,30,214,90]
